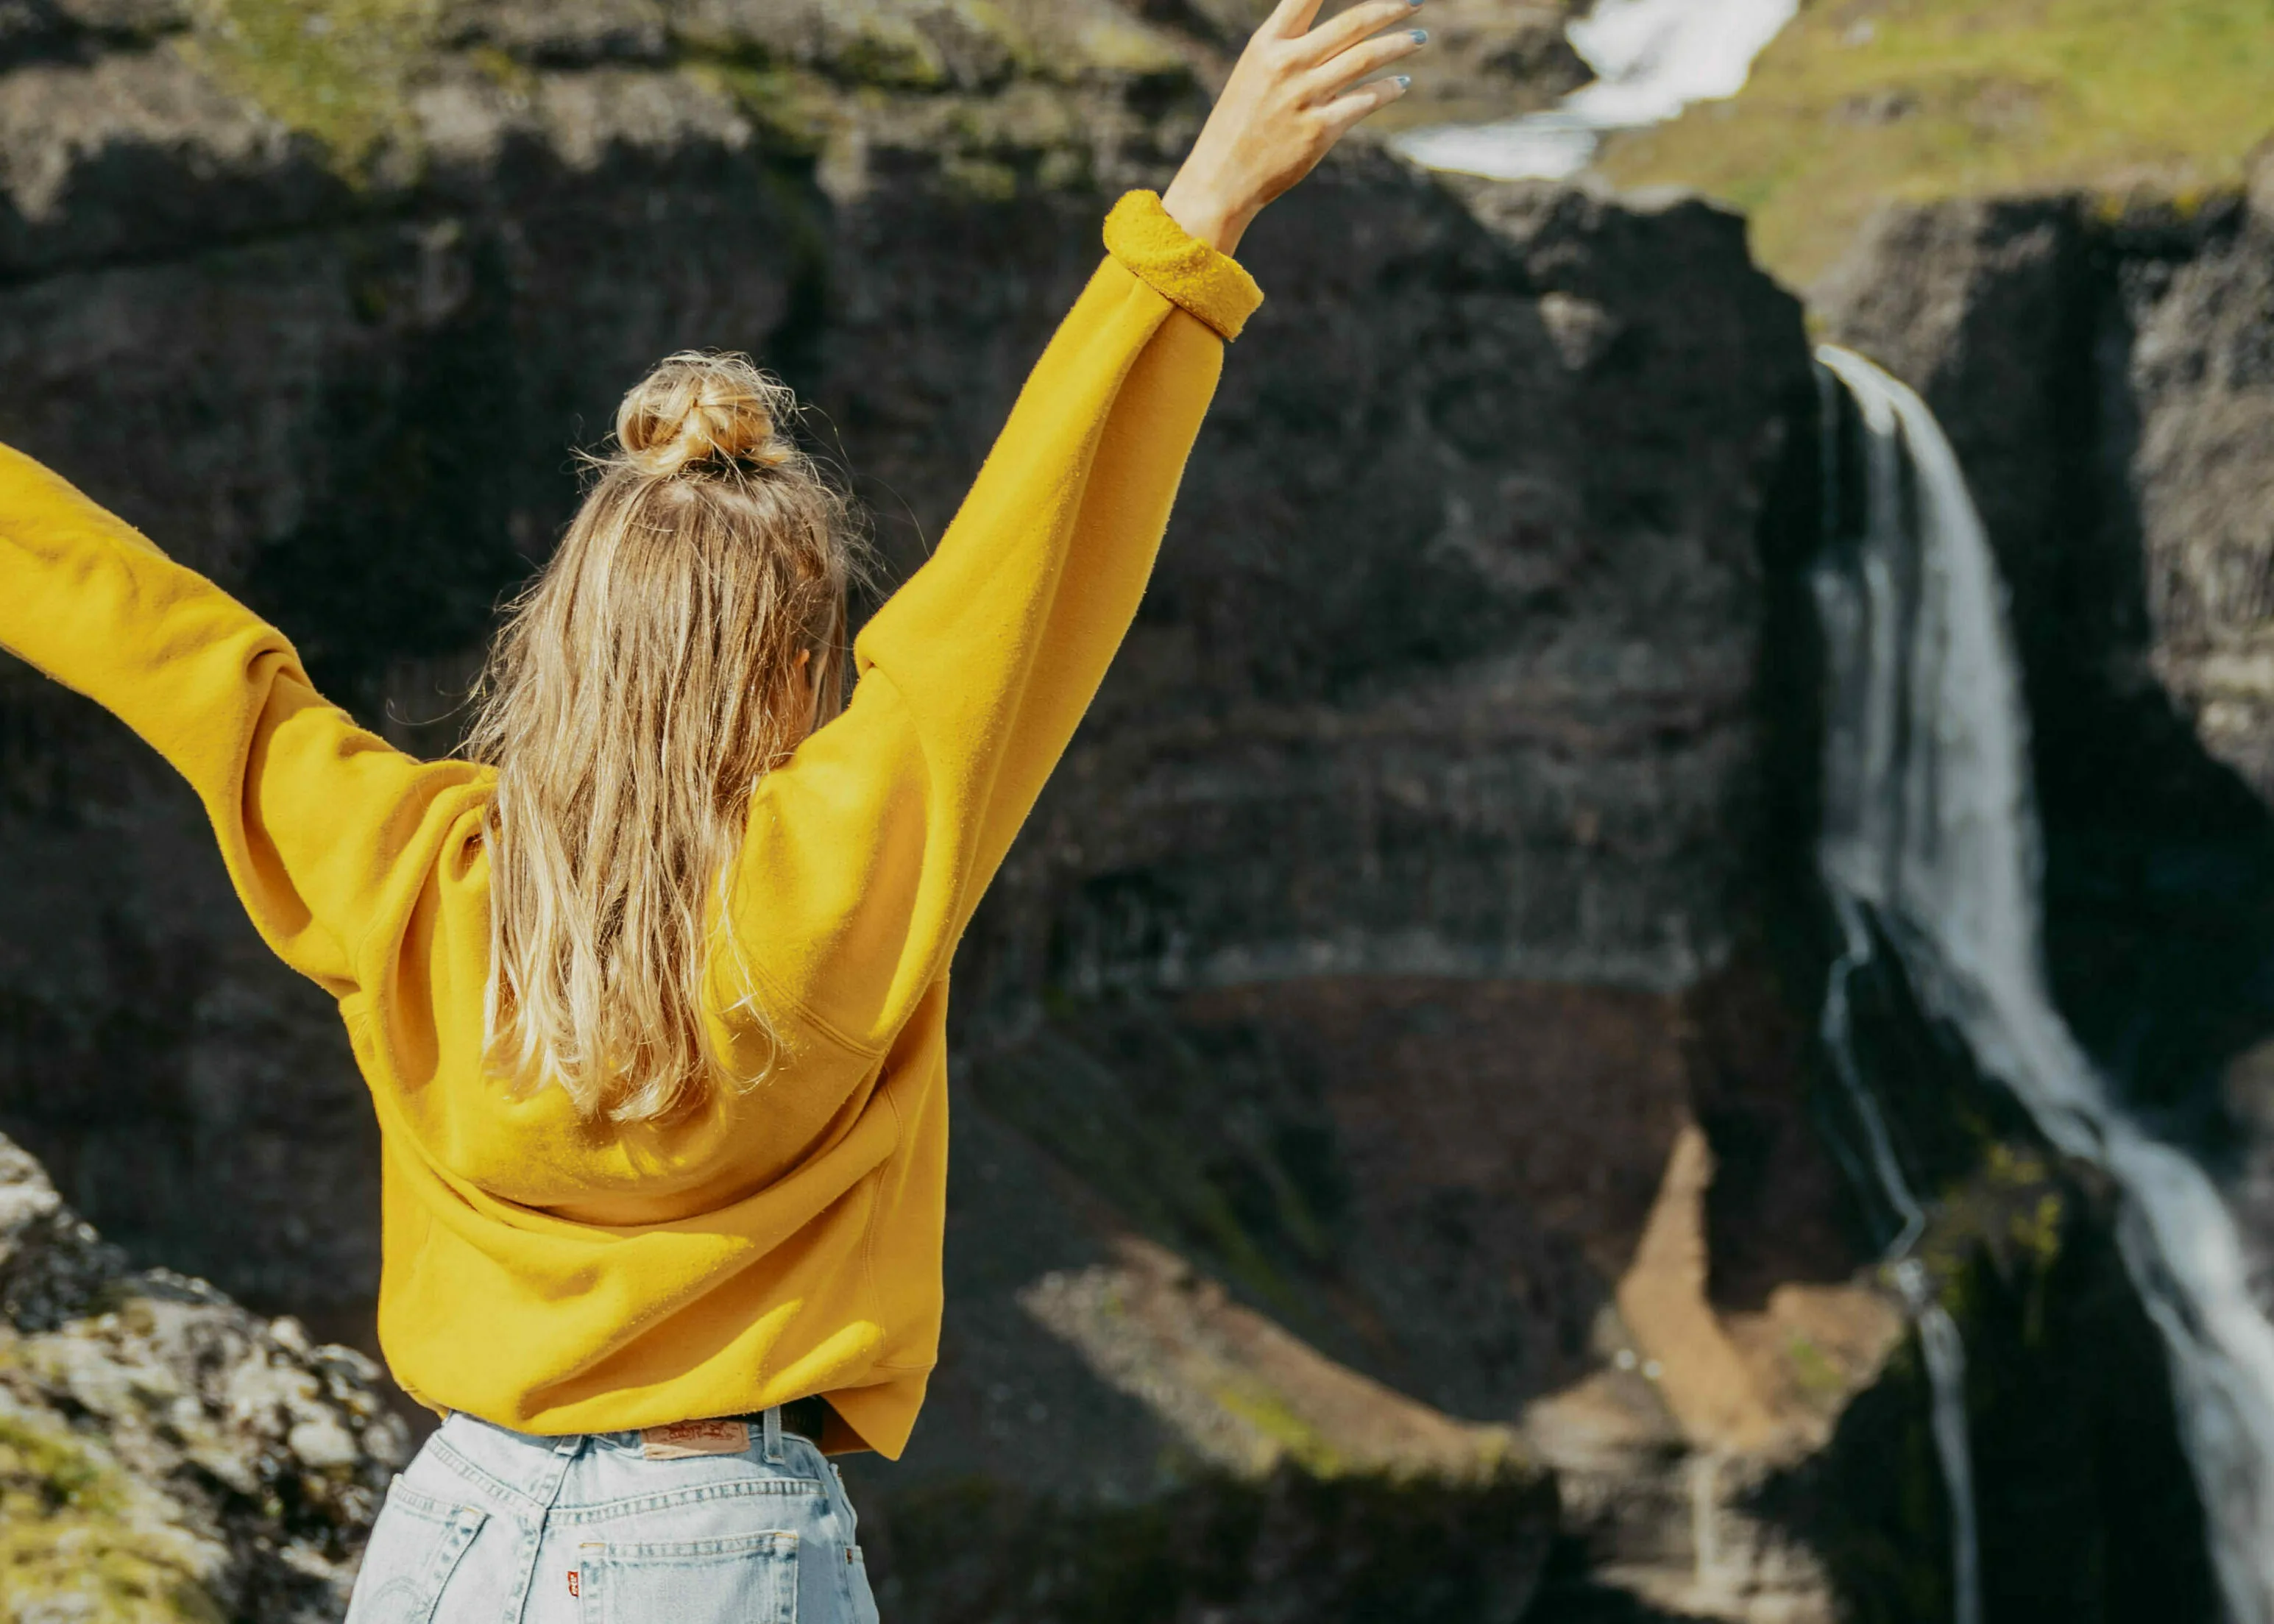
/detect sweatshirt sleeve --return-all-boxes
[0,444,481,999]
[723,192,1262,1053]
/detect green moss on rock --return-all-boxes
[181,0,441,175]
[831,11,948,88]
[0,1410,227,1624]
[1774,1144,2217,1623]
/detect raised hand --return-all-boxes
[1160,0,1430,255]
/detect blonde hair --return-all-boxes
[463,352,865,1124]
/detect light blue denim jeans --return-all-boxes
[344,1408,879,1623]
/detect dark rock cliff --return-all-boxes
[0,4,1900,1619]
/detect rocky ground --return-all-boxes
[0,1130,408,1620]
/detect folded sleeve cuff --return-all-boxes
[1102,191,1265,342]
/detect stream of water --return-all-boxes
[1392,0,1799,180]
[1813,345,2274,1624]
[1813,352,1983,1624]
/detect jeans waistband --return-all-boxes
[429,1405,829,1519]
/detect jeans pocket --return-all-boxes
[346,1479,488,1624]
[575,1530,798,1624]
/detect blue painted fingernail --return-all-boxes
[1410,27,1428,42]
[1394,74,1411,88]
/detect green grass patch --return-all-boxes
[1208,1380,1350,1478]
[1598,0,2274,287]
[1786,1330,1852,1403]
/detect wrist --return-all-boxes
[1159,180,1253,256]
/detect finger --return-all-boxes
[1316,72,1409,138]
[1289,0,1422,66]
[1303,27,1425,102]
[1262,0,1328,40]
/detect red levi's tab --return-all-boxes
[640,1419,752,1460]
[567,1572,580,1598]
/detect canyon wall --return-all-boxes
[0,3,1927,1619]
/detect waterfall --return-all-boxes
[1813,344,2274,1624]
[1392,0,1799,180]
[1821,896,1982,1624]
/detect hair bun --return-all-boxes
[615,351,801,481]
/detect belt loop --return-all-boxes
[762,1405,784,1465]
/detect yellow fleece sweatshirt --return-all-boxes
[0,192,1262,1458]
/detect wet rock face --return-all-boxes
[1813,183,2274,1123]
[0,1131,409,1621]
[1808,187,2274,1621]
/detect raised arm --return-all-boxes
[0,447,481,999]
[723,0,1428,1052]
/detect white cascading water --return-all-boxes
[1813,344,2274,1624]
[1392,0,1799,180]
[1814,353,1982,1624]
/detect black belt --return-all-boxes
[773,1394,832,1444]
